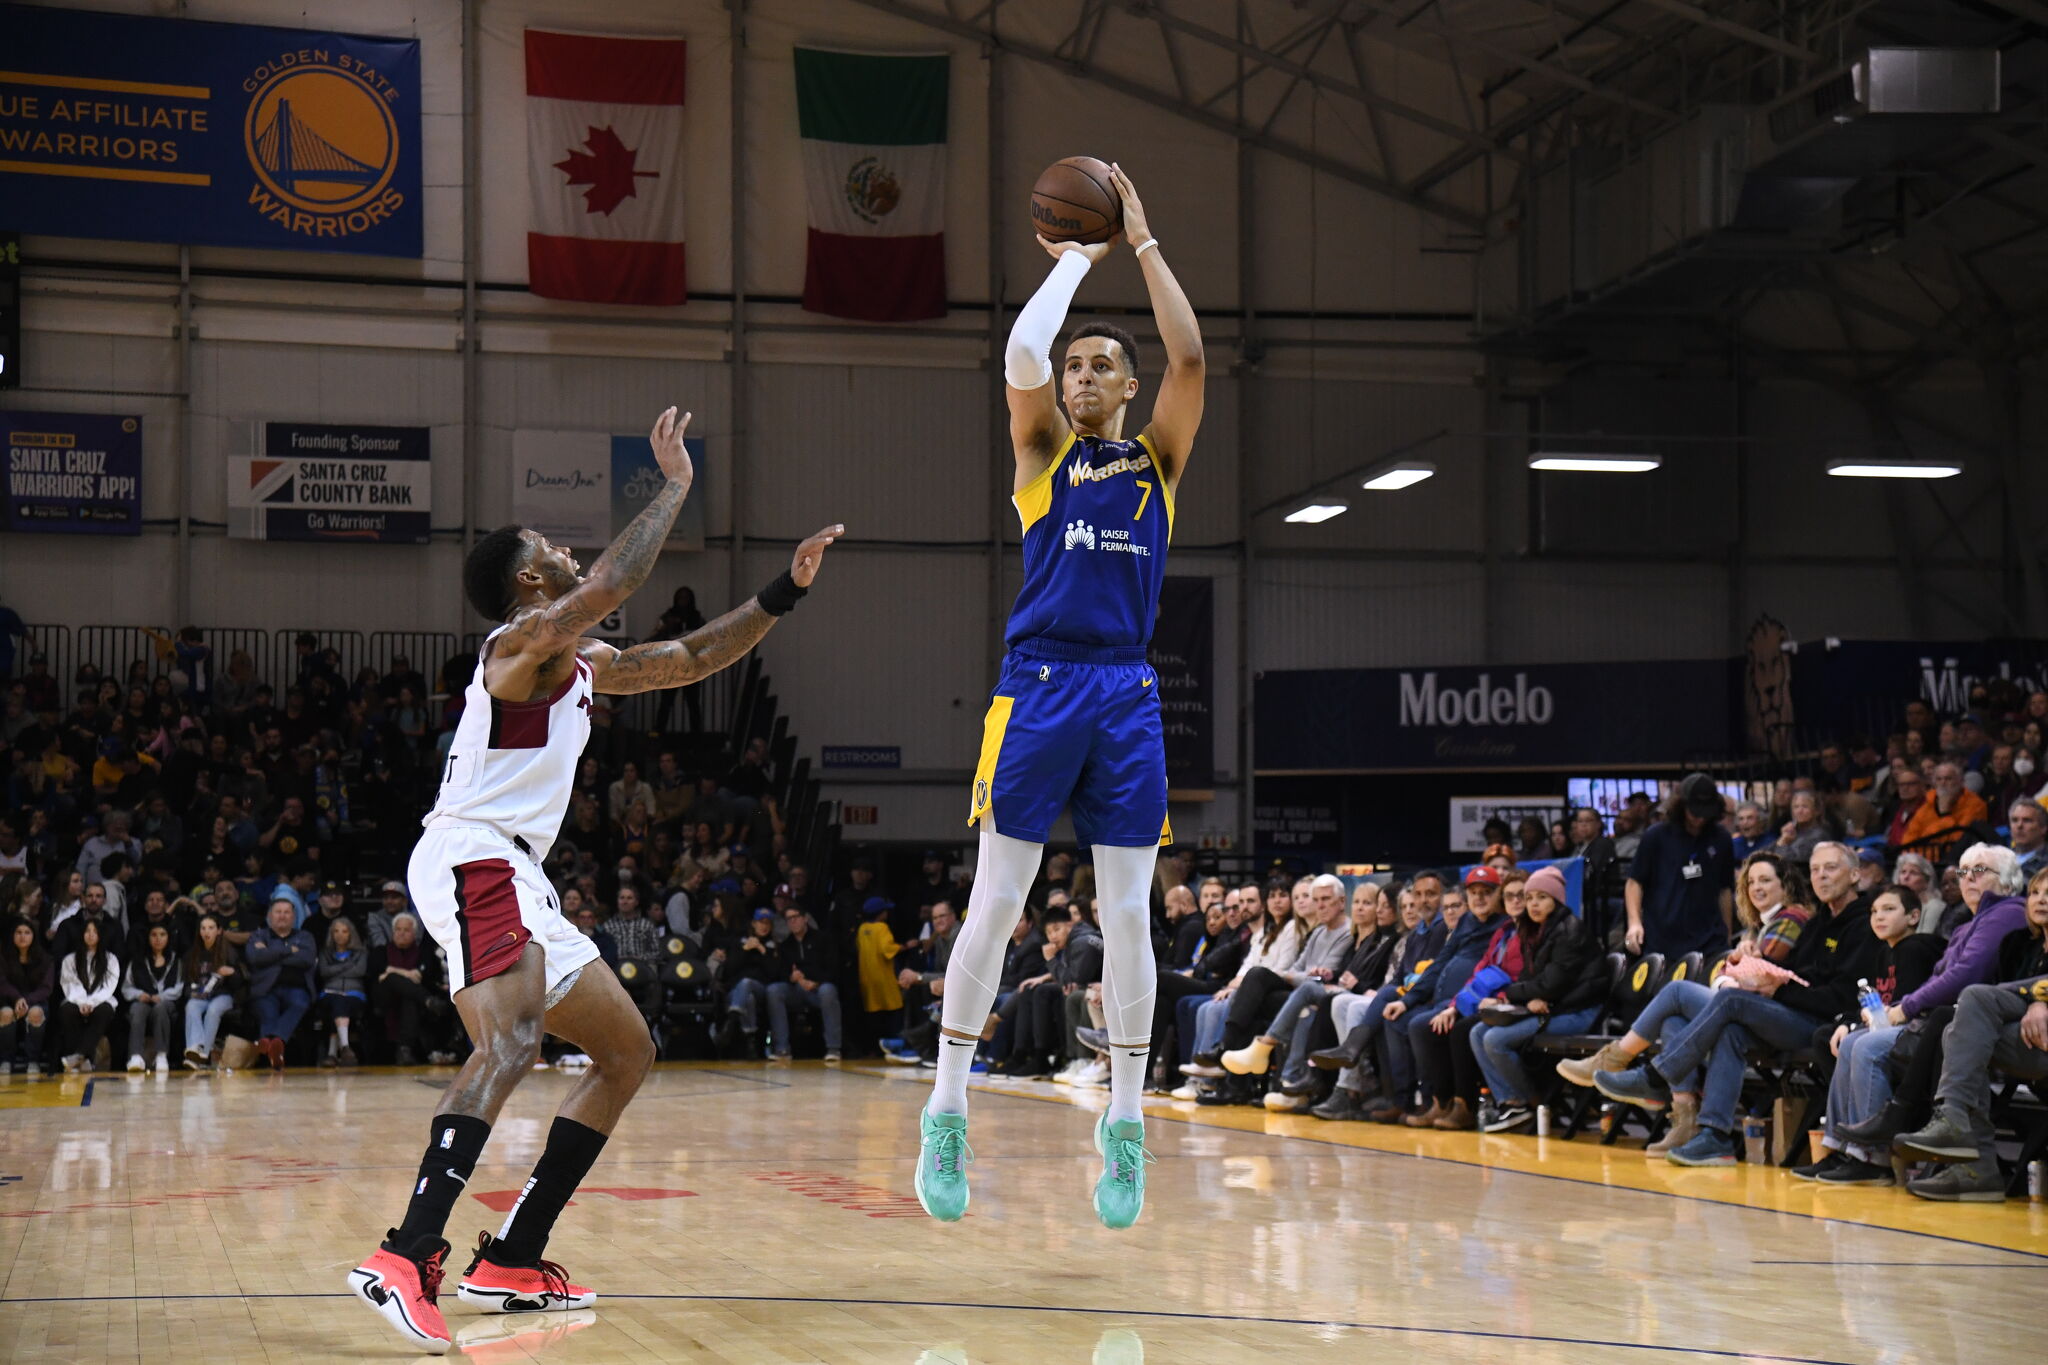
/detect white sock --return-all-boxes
[1092,843,1159,1126]
[926,826,1042,1120]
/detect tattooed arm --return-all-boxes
[581,523,843,695]
[488,407,694,700]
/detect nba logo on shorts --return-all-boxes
[975,778,989,809]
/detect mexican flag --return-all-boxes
[526,29,688,305]
[795,48,948,322]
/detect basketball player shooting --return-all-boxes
[915,164,1204,1229]
[349,406,842,1353]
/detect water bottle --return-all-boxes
[2030,1160,2044,1203]
[1535,1104,1552,1138]
[1742,1112,1768,1165]
[1856,978,1887,1032]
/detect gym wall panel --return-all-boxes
[1250,557,1486,670]
[746,365,991,544]
[1492,562,1730,663]
[739,546,987,774]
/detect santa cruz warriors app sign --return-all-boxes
[0,5,421,257]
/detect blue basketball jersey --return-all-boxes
[1004,430,1174,649]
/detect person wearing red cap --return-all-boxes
[1377,866,1508,1128]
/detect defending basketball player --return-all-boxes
[915,164,1203,1229]
[349,405,842,1353]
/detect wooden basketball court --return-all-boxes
[2,1061,2041,1363]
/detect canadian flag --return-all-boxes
[526,30,687,305]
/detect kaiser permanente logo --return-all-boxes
[1399,671,1555,727]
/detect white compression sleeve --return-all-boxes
[1003,251,1092,390]
[1092,843,1161,1125]
[927,826,1044,1118]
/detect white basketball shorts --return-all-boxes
[408,822,599,1001]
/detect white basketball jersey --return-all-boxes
[424,625,593,859]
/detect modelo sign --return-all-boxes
[1258,659,1732,773]
[1399,671,1555,728]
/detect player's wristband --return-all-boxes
[758,571,807,616]
[1133,238,1161,259]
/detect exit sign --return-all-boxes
[840,804,878,826]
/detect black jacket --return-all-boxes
[1052,923,1103,989]
[1337,927,1399,993]
[721,932,782,987]
[999,929,1047,991]
[1500,912,1606,1013]
[1771,894,1880,1021]
[1168,915,1208,970]
[779,930,839,985]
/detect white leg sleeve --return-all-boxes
[927,826,1043,1118]
[1092,843,1160,1125]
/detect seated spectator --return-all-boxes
[1218,875,1356,1092]
[1593,841,1878,1165]
[181,913,242,1069]
[2008,798,2047,884]
[1769,789,1835,863]
[1734,850,1814,965]
[57,917,120,1072]
[767,903,841,1061]
[1267,881,1397,1109]
[1308,883,1414,1118]
[121,921,183,1073]
[1373,868,1506,1127]
[717,908,780,1056]
[366,879,409,947]
[1149,892,1250,1083]
[1515,816,1549,863]
[1899,761,1988,862]
[1854,848,1888,896]
[1306,877,1449,1112]
[1790,880,1950,1183]
[1884,765,1927,846]
[1561,842,1865,1154]
[574,905,618,970]
[1181,881,1303,1076]
[1897,902,2048,1201]
[315,916,368,1067]
[1469,866,1608,1132]
[1406,869,1523,1130]
[1731,803,1769,861]
[896,898,958,1062]
[245,898,316,1070]
[995,906,1101,1078]
[1,917,53,1076]
[371,912,451,1066]
[604,885,666,1030]
[1894,852,1947,936]
[1161,884,1202,966]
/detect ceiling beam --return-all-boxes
[838,0,1488,231]
[1626,0,1816,63]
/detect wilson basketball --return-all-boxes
[1030,156,1120,244]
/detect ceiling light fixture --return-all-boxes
[1825,457,1962,479]
[1283,500,1349,524]
[1360,460,1436,491]
[1527,453,1663,473]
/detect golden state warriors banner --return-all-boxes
[0,4,421,257]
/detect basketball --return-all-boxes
[1030,156,1121,243]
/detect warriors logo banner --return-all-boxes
[0,4,421,257]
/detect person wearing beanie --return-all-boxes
[1468,864,1607,1133]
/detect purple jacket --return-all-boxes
[1899,893,2028,1021]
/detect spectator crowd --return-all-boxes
[4,625,2042,1206]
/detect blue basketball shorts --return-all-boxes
[967,639,1171,849]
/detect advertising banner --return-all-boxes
[227,422,430,543]
[1149,576,1215,791]
[0,4,421,256]
[1257,659,1735,772]
[3,411,141,534]
[512,429,705,551]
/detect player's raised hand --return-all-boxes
[649,406,694,492]
[1037,232,1118,267]
[790,523,844,589]
[1108,163,1152,250]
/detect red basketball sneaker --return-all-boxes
[456,1231,597,1313]
[348,1232,453,1354]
